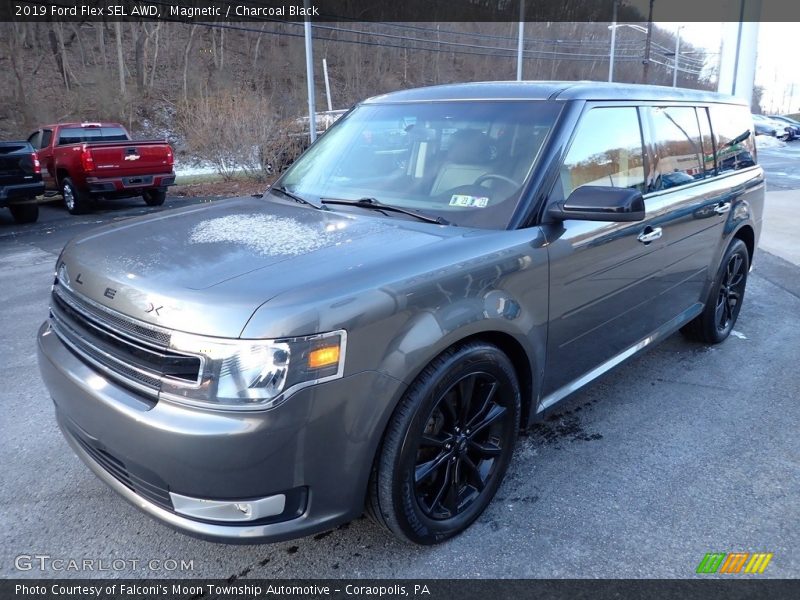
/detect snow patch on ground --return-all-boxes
[189,214,346,256]
[174,160,248,178]
[174,163,219,177]
[756,135,786,149]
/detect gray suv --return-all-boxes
[38,82,763,545]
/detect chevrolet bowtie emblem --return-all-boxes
[145,303,162,316]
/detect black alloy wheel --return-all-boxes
[681,238,750,344]
[368,342,520,544]
[414,371,511,520]
[715,250,747,334]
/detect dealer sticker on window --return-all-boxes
[449,195,489,208]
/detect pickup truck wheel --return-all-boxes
[62,178,89,215]
[143,189,166,207]
[367,342,520,544]
[9,202,39,224]
[681,238,749,344]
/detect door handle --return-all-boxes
[714,202,732,215]
[637,227,663,244]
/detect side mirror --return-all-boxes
[547,185,646,222]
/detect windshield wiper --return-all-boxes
[270,185,328,210]
[320,197,450,225]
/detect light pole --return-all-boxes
[608,23,649,83]
[608,0,618,82]
[303,0,316,143]
[516,0,525,81]
[672,26,684,87]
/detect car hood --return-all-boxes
[58,196,468,337]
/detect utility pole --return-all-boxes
[672,26,683,87]
[642,0,654,84]
[322,58,333,112]
[516,0,525,81]
[303,0,316,143]
[608,0,618,82]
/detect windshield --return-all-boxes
[278,101,562,229]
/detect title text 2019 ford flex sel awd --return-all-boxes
[38,82,763,544]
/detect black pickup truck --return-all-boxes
[1,141,44,223]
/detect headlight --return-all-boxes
[159,330,346,411]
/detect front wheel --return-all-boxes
[681,238,749,344]
[143,189,166,206]
[9,202,39,224]
[367,342,521,544]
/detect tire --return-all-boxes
[9,202,39,224]
[367,342,521,544]
[681,238,749,344]
[143,189,166,207]
[62,178,89,215]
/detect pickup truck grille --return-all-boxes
[49,283,202,401]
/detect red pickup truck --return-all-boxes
[27,122,175,214]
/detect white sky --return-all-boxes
[657,22,800,113]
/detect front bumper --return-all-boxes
[37,322,405,543]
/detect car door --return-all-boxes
[638,105,762,325]
[539,104,671,401]
[631,105,725,327]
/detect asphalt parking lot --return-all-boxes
[1,160,798,579]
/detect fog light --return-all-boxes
[169,492,286,522]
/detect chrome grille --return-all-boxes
[53,283,171,347]
[50,282,202,400]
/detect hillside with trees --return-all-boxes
[1,20,715,179]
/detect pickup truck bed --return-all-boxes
[0,141,44,224]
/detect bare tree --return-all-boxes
[149,22,161,89]
[114,21,126,95]
[183,24,198,104]
[96,22,107,70]
[8,23,31,128]
[134,23,146,92]
[49,23,77,90]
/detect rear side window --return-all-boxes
[57,126,130,145]
[561,107,645,197]
[27,131,41,150]
[41,129,53,148]
[644,106,704,192]
[709,105,756,173]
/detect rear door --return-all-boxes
[635,105,723,320]
[541,104,669,398]
[637,104,760,320]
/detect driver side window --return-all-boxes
[561,107,646,197]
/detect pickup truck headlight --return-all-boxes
[160,330,346,411]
